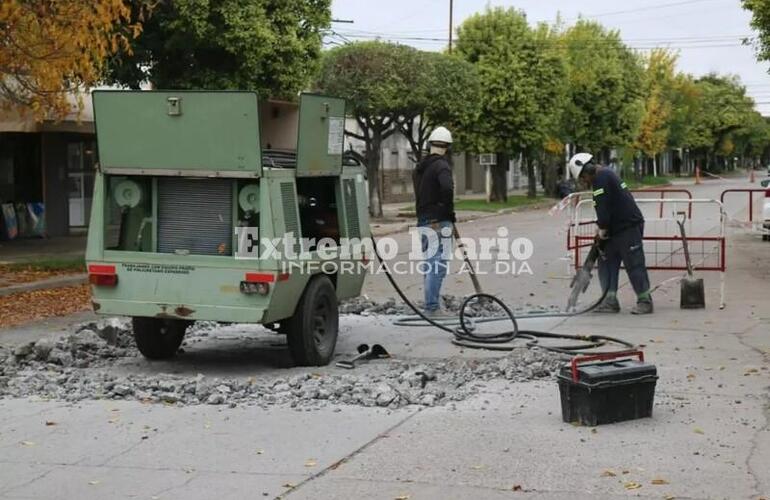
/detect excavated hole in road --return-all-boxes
[0,309,563,410]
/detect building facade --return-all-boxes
[0,104,95,239]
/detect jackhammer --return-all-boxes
[567,237,607,312]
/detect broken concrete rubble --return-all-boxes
[0,316,564,410]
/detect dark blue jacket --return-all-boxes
[592,168,644,235]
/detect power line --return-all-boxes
[334,31,755,51]
[337,28,752,43]
[564,0,726,21]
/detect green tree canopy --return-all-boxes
[559,20,643,155]
[635,49,677,174]
[315,41,418,217]
[743,0,770,64]
[397,51,482,162]
[687,75,762,169]
[107,0,331,99]
[456,7,567,199]
[666,72,702,150]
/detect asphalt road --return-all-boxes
[0,177,768,500]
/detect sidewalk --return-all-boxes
[373,189,554,236]
[0,236,86,265]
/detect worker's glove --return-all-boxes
[596,228,609,240]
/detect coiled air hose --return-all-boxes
[370,235,638,355]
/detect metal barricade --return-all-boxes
[630,189,694,219]
[570,198,727,308]
[719,188,768,233]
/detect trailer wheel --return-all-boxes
[286,275,338,366]
[131,317,188,360]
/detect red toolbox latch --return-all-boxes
[570,350,645,383]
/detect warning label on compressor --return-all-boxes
[123,263,195,275]
[328,117,344,155]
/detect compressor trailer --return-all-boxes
[86,91,370,366]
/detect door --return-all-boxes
[67,141,94,228]
[296,93,346,177]
[93,91,262,176]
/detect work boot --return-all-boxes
[422,308,452,319]
[630,300,654,315]
[593,296,620,313]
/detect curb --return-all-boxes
[0,274,88,297]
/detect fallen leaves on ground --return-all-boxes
[651,478,670,485]
[0,284,91,329]
[394,495,410,500]
[0,265,81,286]
[693,427,705,435]
[623,481,642,490]
[44,421,56,426]
[601,469,617,477]
[304,459,317,467]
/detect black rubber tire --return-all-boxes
[285,275,339,366]
[131,317,188,360]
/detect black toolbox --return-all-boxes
[557,351,657,426]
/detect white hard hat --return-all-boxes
[428,126,453,145]
[568,153,593,180]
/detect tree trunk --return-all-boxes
[398,116,423,164]
[366,130,384,218]
[652,155,658,177]
[489,153,508,202]
[525,152,537,198]
[543,153,559,198]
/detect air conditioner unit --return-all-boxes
[479,154,496,165]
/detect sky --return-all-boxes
[330,0,770,116]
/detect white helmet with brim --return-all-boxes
[428,126,453,145]
[568,153,594,180]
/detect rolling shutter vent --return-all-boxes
[280,182,299,237]
[343,178,360,238]
[280,182,302,255]
[157,178,232,256]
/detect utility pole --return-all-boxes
[448,0,454,53]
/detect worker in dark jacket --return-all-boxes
[413,126,455,316]
[569,153,653,314]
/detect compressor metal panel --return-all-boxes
[157,178,233,256]
[296,93,345,177]
[93,91,261,177]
